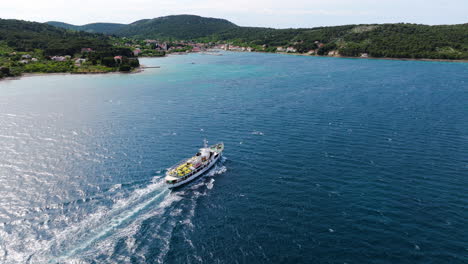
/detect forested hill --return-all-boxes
[0,19,112,55]
[47,21,126,34]
[46,14,468,60]
[114,15,238,39]
[208,23,468,60]
[48,15,239,39]
[0,19,139,79]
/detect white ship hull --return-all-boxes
[167,152,222,189]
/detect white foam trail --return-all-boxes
[87,192,184,263]
[108,184,122,192]
[106,191,185,263]
[67,190,167,256]
[31,158,227,263]
[45,178,171,262]
[207,179,215,190]
[207,165,227,177]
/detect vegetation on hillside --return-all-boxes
[47,15,468,60]
[49,15,239,40]
[205,23,468,59]
[338,24,468,59]
[0,19,140,79]
[0,19,112,55]
[47,21,126,34]
[114,15,238,40]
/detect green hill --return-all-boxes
[48,15,239,39]
[47,21,125,34]
[0,19,138,78]
[46,21,80,30]
[1,19,112,55]
[114,15,238,39]
[45,15,468,60]
[208,23,468,60]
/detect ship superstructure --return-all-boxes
[165,141,224,188]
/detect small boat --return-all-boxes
[165,140,224,188]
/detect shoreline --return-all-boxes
[0,65,153,82]
[305,54,468,63]
[222,49,468,63]
[2,52,466,82]
[268,52,468,63]
[142,48,468,63]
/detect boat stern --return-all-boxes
[165,175,179,185]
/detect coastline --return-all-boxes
[257,51,468,63]
[0,65,151,82]
[2,52,466,83]
[221,49,468,63]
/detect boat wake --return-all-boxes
[38,177,177,263]
[207,164,227,177]
[31,159,227,263]
[0,155,228,264]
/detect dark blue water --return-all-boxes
[0,52,467,263]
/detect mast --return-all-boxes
[203,138,208,148]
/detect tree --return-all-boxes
[118,64,131,72]
[102,57,116,67]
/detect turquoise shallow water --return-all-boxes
[0,52,467,263]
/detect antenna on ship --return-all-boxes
[203,138,208,148]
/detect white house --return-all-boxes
[286,47,297,53]
[51,56,66,61]
[75,58,86,65]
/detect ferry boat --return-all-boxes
[165,140,224,188]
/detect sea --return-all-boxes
[0,52,467,263]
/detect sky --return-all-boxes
[1,0,467,28]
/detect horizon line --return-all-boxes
[3,14,467,30]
